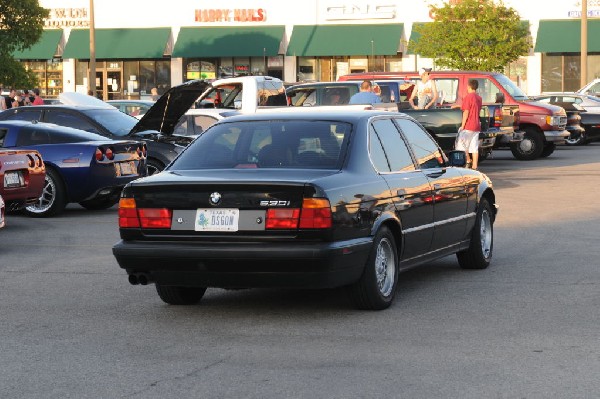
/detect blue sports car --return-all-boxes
[0,120,147,217]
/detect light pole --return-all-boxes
[371,40,374,72]
[88,0,96,97]
[581,0,588,87]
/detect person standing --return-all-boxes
[4,89,16,109]
[0,87,6,111]
[150,87,159,101]
[455,79,483,169]
[349,80,381,105]
[31,89,44,105]
[410,68,438,109]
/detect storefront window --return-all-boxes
[385,56,403,72]
[587,55,600,86]
[185,59,217,80]
[219,58,233,78]
[250,57,266,75]
[156,60,170,94]
[564,55,581,92]
[505,57,528,90]
[23,60,63,98]
[298,58,316,82]
[234,57,250,76]
[541,54,563,92]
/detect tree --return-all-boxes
[410,0,531,72]
[0,0,49,88]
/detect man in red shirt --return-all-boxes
[455,79,483,169]
[31,89,44,105]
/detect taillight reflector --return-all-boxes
[118,198,140,228]
[493,108,502,127]
[138,208,172,229]
[266,208,300,229]
[95,148,104,161]
[265,198,332,230]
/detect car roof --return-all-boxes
[0,119,113,139]
[4,104,119,111]
[216,109,403,124]
[289,81,361,89]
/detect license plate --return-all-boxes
[195,208,239,232]
[4,171,24,187]
[116,161,137,176]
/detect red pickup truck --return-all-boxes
[0,149,46,214]
[339,71,569,160]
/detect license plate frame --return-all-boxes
[194,208,239,232]
[116,161,137,176]
[4,171,24,188]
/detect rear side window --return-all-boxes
[172,120,351,170]
[2,109,43,122]
[0,128,7,147]
[287,88,316,106]
[434,78,459,105]
[15,127,51,146]
[45,111,99,134]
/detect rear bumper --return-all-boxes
[496,130,524,145]
[112,237,372,289]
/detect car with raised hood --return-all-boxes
[112,109,498,310]
[0,120,146,217]
[0,84,210,175]
[0,147,45,212]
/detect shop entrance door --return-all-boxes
[106,70,122,100]
[95,71,104,100]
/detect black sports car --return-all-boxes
[112,109,498,310]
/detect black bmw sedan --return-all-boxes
[112,109,498,310]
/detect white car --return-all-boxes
[535,92,600,113]
[173,108,232,136]
[578,78,600,97]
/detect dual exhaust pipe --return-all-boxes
[128,272,152,286]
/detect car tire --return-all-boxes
[457,198,494,269]
[79,196,119,210]
[349,226,398,310]
[540,143,556,158]
[510,127,544,160]
[564,132,586,146]
[147,158,165,176]
[24,168,67,217]
[155,284,207,305]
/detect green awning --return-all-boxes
[535,20,600,52]
[13,29,63,59]
[286,24,403,56]
[173,26,285,57]
[63,28,171,59]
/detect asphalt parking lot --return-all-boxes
[1,144,599,398]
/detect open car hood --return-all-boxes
[130,80,211,135]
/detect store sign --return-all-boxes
[325,4,396,20]
[194,9,266,23]
[44,8,90,28]
[568,0,600,17]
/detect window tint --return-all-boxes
[394,118,444,169]
[370,119,415,172]
[433,78,459,105]
[369,126,390,172]
[287,88,316,106]
[45,111,99,134]
[473,78,502,103]
[15,127,51,146]
[192,115,219,134]
[3,109,42,122]
[172,120,351,170]
[0,128,7,147]
[80,109,137,136]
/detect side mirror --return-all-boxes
[447,150,467,167]
[495,93,505,104]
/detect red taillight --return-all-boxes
[138,208,172,229]
[136,145,147,158]
[299,198,332,228]
[118,198,172,229]
[118,198,139,228]
[493,108,502,127]
[105,147,114,160]
[95,148,104,161]
[265,198,332,230]
[27,155,35,168]
[36,154,43,168]
[266,208,300,229]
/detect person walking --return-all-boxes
[455,79,483,169]
[410,68,438,109]
[349,80,381,105]
[31,89,44,105]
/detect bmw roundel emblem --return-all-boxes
[209,192,222,205]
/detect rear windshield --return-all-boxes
[171,120,352,170]
[80,108,138,136]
